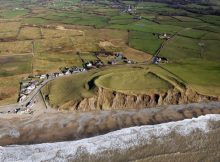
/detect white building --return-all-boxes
[40,75,46,79]
[19,95,27,103]
[27,84,36,91]
[59,73,64,77]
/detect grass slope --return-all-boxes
[95,70,172,94]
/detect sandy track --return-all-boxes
[0,101,220,146]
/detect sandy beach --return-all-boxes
[0,101,220,146]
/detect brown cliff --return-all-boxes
[60,87,218,111]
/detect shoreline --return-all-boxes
[1,114,220,162]
[0,101,220,146]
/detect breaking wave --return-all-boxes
[0,114,220,162]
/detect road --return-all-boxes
[152,28,191,63]
[0,71,87,113]
[0,78,54,113]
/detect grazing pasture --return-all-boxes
[0,41,32,55]
[162,60,220,96]
[0,75,24,105]
[129,31,163,54]
[0,55,32,77]
[0,0,219,106]
[18,27,41,40]
[33,52,82,74]
[159,36,200,60]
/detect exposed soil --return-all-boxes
[61,87,219,111]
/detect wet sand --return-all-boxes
[0,101,220,146]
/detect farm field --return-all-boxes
[129,31,163,54]
[0,0,219,107]
[0,41,33,55]
[0,75,25,105]
[18,27,41,40]
[0,1,220,162]
[0,55,32,77]
[33,52,83,74]
[162,60,220,96]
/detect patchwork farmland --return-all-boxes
[0,1,220,161]
[0,0,219,107]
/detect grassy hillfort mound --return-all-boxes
[0,0,219,109]
[0,0,220,160]
[42,65,219,110]
[95,70,172,94]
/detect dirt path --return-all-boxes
[0,52,33,57]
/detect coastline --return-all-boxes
[0,101,219,146]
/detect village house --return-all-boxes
[73,67,80,73]
[115,52,124,58]
[60,67,69,74]
[108,59,117,65]
[18,108,33,115]
[18,64,86,103]
[58,73,64,77]
[64,70,71,75]
[34,74,41,78]
[18,94,27,103]
[84,60,103,69]
[124,59,133,64]
[53,72,59,77]
[133,15,142,20]
[159,33,171,40]
[14,108,21,113]
[23,89,33,95]
[20,81,35,94]
[85,62,93,69]
[27,84,36,91]
[94,60,104,67]
[40,74,46,79]
[79,68,86,72]
[153,56,168,64]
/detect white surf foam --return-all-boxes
[0,114,219,162]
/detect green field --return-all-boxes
[129,31,163,54]
[95,70,172,94]
[0,9,29,19]
[0,75,24,105]
[0,55,32,77]
[0,41,32,55]
[178,28,208,39]
[18,27,41,40]
[162,60,220,96]
[33,52,82,74]
[0,0,220,107]
[160,36,201,60]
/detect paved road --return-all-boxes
[0,71,87,113]
[0,78,54,113]
[152,28,191,63]
[0,104,20,113]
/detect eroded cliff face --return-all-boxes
[60,87,219,111]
